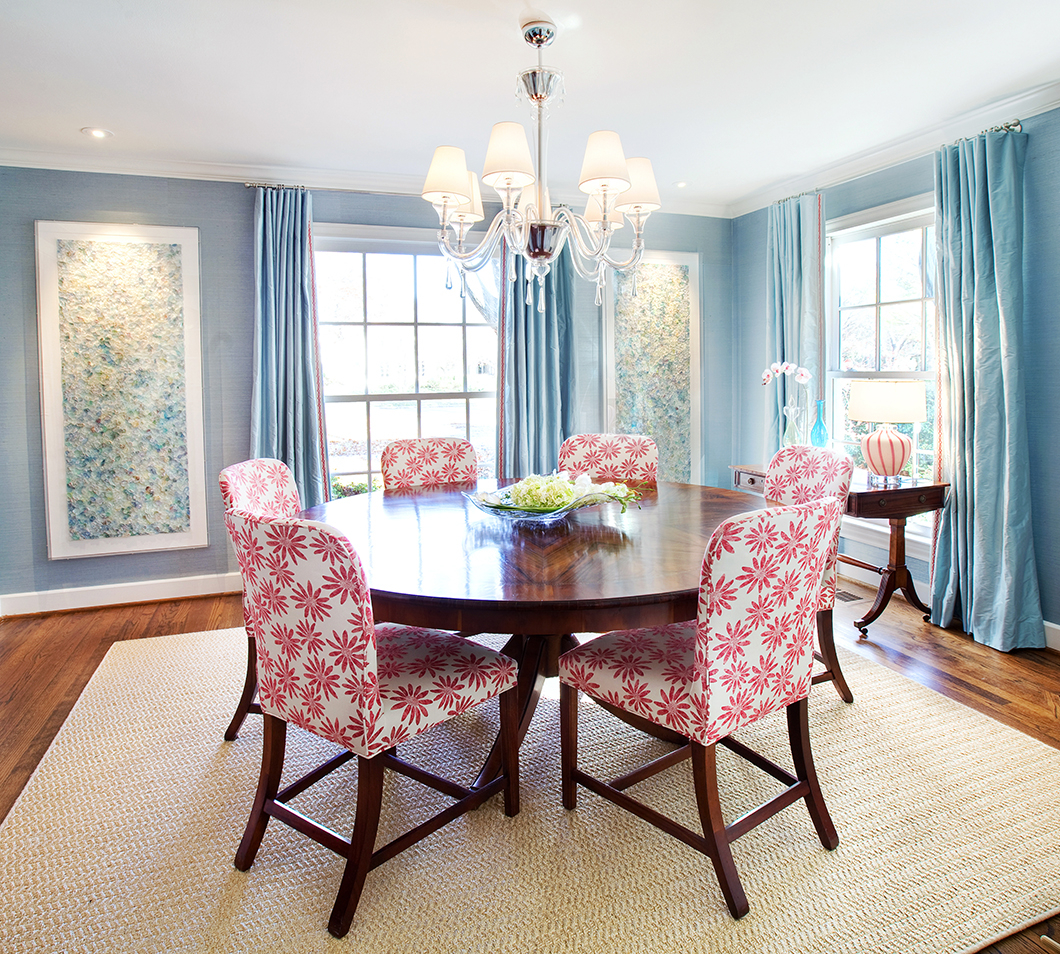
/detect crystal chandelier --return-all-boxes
[421,14,661,310]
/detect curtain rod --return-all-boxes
[985,119,1022,134]
[243,181,419,198]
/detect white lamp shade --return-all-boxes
[422,146,471,204]
[583,193,623,229]
[449,172,485,224]
[615,157,661,213]
[519,184,552,220]
[578,130,631,195]
[847,380,927,423]
[481,122,536,190]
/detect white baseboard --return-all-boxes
[838,569,1060,652]
[0,572,243,618]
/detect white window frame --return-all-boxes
[825,193,936,559]
[313,223,499,487]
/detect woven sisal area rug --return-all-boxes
[1,628,1058,953]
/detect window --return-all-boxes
[314,225,499,493]
[826,196,936,482]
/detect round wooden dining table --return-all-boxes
[302,480,765,784]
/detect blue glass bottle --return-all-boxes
[810,399,828,448]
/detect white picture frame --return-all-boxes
[35,220,207,559]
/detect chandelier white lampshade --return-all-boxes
[422,14,659,310]
[847,380,927,481]
[616,158,662,214]
[578,131,632,195]
[520,184,552,220]
[422,146,471,205]
[449,172,485,225]
[584,193,623,230]
[481,122,536,190]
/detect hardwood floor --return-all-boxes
[0,583,1057,950]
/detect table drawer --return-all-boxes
[846,484,948,519]
[731,467,766,495]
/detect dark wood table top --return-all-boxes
[302,481,766,636]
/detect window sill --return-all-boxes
[840,515,932,564]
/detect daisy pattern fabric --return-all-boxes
[558,497,844,745]
[764,446,853,612]
[380,437,478,489]
[219,458,301,517]
[224,510,516,758]
[557,433,658,483]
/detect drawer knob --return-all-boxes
[747,477,756,485]
[919,494,926,503]
[878,499,887,507]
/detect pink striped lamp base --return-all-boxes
[861,425,912,478]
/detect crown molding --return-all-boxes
[724,79,1060,219]
[0,149,727,218]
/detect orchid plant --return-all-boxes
[762,361,813,445]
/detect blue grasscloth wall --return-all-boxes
[0,168,255,596]
[732,106,1060,623]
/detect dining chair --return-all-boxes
[764,445,855,703]
[557,433,658,483]
[218,457,302,741]
[224,509,520,938]
[380,437,478,489]
[558,497,844,919]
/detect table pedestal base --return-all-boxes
[839,516,931,638]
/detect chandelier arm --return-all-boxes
[597,239,646,272]
[437,214,509,270]
[554,208,608,261]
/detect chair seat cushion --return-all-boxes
[266,626,516,759]
[559,622,699,741]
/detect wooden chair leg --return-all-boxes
[691,741,749,919]
[560,681,579,810]
[328,755,385,939]
[224,632,259,741]
[787,698,839,850]
[235,714,286,871]
[499,685,520,817]
[813,608,854,704]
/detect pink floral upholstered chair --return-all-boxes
[219,457,301,518]
[218,458,303,741]
[558,497,844,919]
[224,510,519,938]
[380,437,478,489]
[764,445,855,702]
[557,433,658,483]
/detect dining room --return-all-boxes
[2,2,1060,952]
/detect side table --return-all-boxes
[730,464,949,637]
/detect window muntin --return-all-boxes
[827,209,936,483]
[315,243,498,492]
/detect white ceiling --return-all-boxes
[3,0,1060,217]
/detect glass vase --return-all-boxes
[782,404,804,447]
[810,399,829,448]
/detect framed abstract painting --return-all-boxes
[603,250,701,483]
[35,221,207,559]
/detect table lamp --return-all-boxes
[847,380,927,486]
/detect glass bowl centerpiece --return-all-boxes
[466,472,640,524]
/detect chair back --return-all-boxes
[219,458,301,517]
[224,510,380,755]
[380,438,478,489]
[692,497,844,744]
[764,446,853,611]
[557,433,658,483]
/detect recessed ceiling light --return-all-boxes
[80,127,113,139]
[673,181,688,189]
